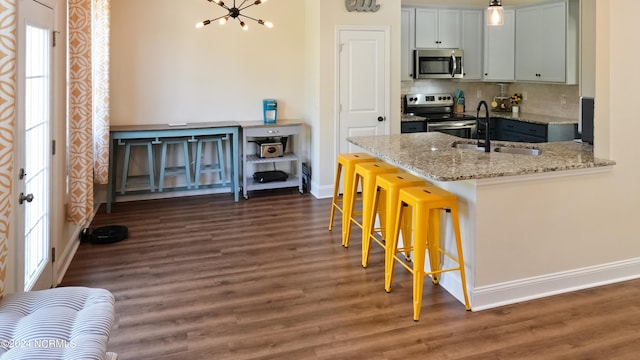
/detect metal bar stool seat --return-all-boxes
[120,139,156,195]
[386,184,471,321]
[344,161,398,248]
[328,153,376,240]
[159,137,192,192]
[194,135,227,188]
[363,172,425,268]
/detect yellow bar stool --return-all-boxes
[386,185,471,321]
[363,172,425,268]
[343,162,398,248]
[328,153,376,237]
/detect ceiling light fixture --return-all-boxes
[196,0,273,31]
[487,0,504,26]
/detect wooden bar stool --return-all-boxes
[120,139,156,195]
[386,185,471,321]
[194,135,227,188]
[159,137,192,192]
[343,162,398,248]
[362,172,425,268]
[328,153,376,239]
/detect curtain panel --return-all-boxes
[67,0,94,224]
[93,0,109,184]
[0,1,16,298]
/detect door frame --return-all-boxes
[334,25,391,167]
[14,0,56,292]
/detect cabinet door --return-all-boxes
[461,10,483,80]
[516,2,566,82]
[538,2,566,82]
[415,8,438,48]
[401,8,415,80]
[437,9,461,48]
[515,6,540,81]
[483,9,515,81]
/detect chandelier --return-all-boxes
[196,0,273,31]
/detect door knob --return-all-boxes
[377,116,385,122]
[19,192,34,205]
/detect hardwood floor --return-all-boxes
[61,191,640,360]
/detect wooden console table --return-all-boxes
[107,122,240,213]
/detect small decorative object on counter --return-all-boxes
[263,99,277,124]
[454,89,465,113]
[511,93,522,117]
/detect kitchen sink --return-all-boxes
[452,142,542,156]
[493,146,542,156]
[452,143,485,151]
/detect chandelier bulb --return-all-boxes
[195,19,211,29]
[258,20,274,28]
[240,21,248,31]
[219,16,228,25]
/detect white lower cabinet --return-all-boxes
[241,122,303,199]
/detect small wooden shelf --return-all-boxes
[241,122,303,199]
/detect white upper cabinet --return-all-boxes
[516,2,567,82]
[415,8,461,49]
[483,8,515,81]
[401,7,416,81]
[461,10,483,80]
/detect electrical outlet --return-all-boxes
[560,94,567,104]
[522,91,528,101]
[477,89,482,98]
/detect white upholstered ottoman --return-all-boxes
[0,286,117,360]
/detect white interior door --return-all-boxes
[338,28,388,157]
[17,0,54,291]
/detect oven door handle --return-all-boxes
[428,121,475,130]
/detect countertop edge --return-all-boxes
[348,133,615,183]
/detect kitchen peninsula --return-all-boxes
[348,132,616,310]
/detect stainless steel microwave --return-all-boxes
[414,49,464,79]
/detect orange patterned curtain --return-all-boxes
[67,0,94,224]
[93,0,110,184]
[0,1,17,298]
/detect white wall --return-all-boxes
[110,0,306,125]
[307,0,402,198]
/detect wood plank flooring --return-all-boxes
[61,191,640,359]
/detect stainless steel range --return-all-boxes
[403,93,477,138]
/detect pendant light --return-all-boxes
[487,0,504,26]
[196,0,273,31]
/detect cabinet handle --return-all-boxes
[268,130,279,134]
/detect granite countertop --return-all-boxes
[347,132,615,182]
[403,111,576,126]
[467,111,578,126]
[401,114,426,122]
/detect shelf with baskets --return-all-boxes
[241,122,303,199]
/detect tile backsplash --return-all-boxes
[402,80,579,119]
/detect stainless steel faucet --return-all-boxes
[476,101,491,152]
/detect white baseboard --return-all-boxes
[54,225,84,286]
[54,209,97,286]
[470,257,640,311]
[312,183,335,199]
